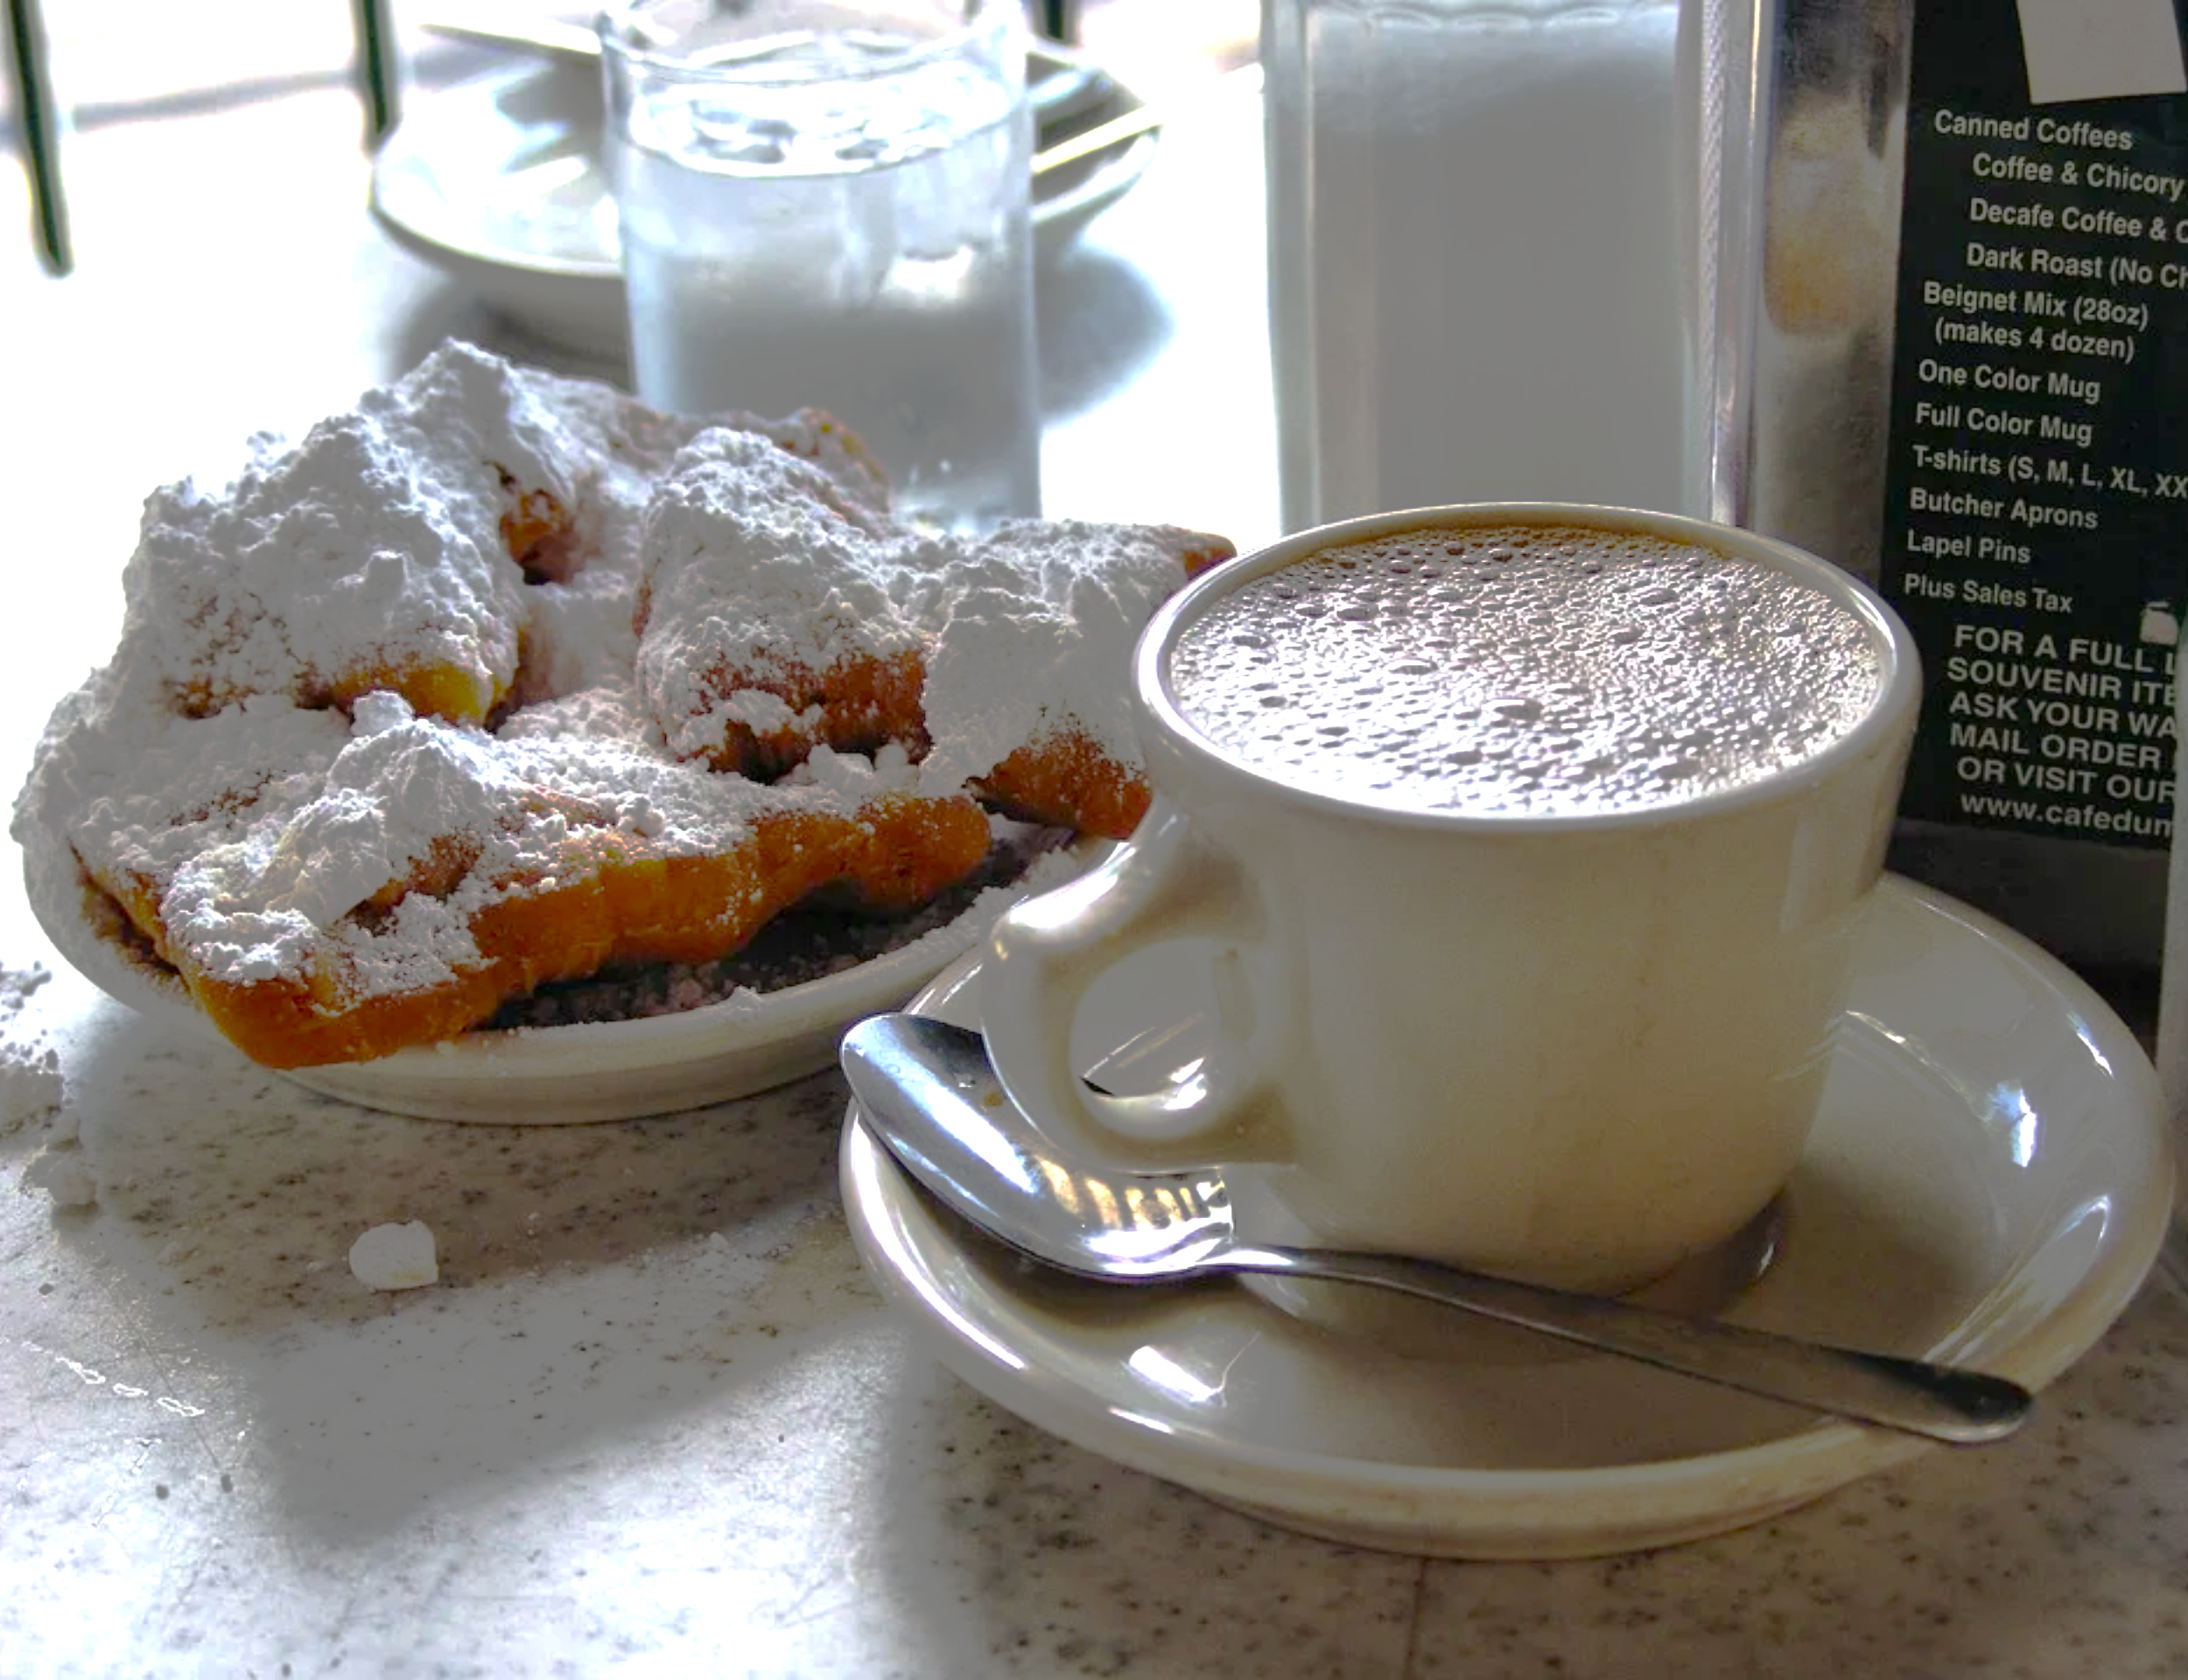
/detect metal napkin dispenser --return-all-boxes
[1701,0,2188,967]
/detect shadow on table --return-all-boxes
[1038,244,1175,423]
[13,992,891,1538]
[42,1004,852,1335]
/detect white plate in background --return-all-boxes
[370,48,1161,357]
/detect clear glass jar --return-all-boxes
[1264,0,1701,532]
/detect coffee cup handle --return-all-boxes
[981,797,1292,1172]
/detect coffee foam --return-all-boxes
[1166,524,1885,817]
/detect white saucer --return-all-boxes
[838,874,2174,1558]
[370,50,1161,358]
[23,810,1101,1124]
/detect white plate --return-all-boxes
[839,874,2175,1558]
[22,810,1102,1124]
[369,50,1161,357]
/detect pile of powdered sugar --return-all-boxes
[349,1221,439,1290]
[54,689,961,998]
[2,960,88,1210]
[117,341,895,725]
[13,340,1209,1046]
[631,423,1219,786]
[909,518,1212,797]
[0,1036,62,1132]
[0,962,63,1133]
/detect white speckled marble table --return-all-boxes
[7,15,2188,1677]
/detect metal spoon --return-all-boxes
[838,1013,2034,1446]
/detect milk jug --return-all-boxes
[1263,0,1704,531]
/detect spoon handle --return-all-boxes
[1220,1244,2031,1445]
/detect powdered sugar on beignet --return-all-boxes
[633,427,923,774]
[15,339,1231,1068]
[49,682,992,1064]
[631,439,1237,824]
[123,343,577,724]
[910,519,1235,802]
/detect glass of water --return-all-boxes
[599,0,1040,535]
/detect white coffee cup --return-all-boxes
[980,504,1920,1294]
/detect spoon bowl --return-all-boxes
[839,1012,2034,1446]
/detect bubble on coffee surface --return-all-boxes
[1167,525,1885,817]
